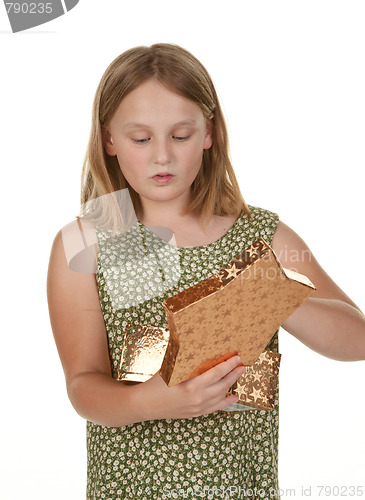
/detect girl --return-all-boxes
[47,43,365,500]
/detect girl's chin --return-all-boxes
[139,188,191,205]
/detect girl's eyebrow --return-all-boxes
[122,119,197,130]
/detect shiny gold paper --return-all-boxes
[225,350,281,411]
[160,238,315,386]
[116,324,170,382]
[116,324,281,412]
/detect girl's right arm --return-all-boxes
[47,228,245,428]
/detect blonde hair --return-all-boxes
[80,43,251,231]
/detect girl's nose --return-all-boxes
[153,139,172,166]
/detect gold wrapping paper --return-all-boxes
[160,238,315,386]
[116,324,170,382]
[117,324,281,411]
[225,350,281,411]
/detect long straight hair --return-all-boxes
[80,43,251,231]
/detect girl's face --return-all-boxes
[102,79,213,215]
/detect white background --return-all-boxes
[0,1,364,499]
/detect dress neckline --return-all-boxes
[136,212,244,251]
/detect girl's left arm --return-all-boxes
[271,221,365,361]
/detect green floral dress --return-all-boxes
[86,205,280,500]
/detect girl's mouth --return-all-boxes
[151,174,174,184]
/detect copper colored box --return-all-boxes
[117,325,281,411]
[116,324,170,382]
[159,238,315,386]
[225,350,281,411]
[116,325,244,385]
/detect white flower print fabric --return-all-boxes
[86,206,281,500]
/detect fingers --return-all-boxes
[144,355,246,420]
[179,356,246,417]
[220,363,246,385]
[195,354,245,386]
[212,364,245,400]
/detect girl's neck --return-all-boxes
[137,194,196,229]
[138,211,201,232]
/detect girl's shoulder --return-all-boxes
[246,204,279,223]
[244,205,280,243]
[58,217,98,274]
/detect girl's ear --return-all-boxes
[203,114,214,150]
[102,127,117,156]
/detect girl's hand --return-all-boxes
[135,355,246,421]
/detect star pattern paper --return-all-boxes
[227,350,281,410]
[117,325,281,412]
[160,238,315,386]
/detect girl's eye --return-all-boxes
[173,136,190,141]
[131,136,190,144]
[132,138,150,144]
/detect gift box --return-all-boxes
[117,325,281,411]
[116,324,170,382]
[159,238,315,386]
[225,350,282,411]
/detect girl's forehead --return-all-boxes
[112,80,205,125]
